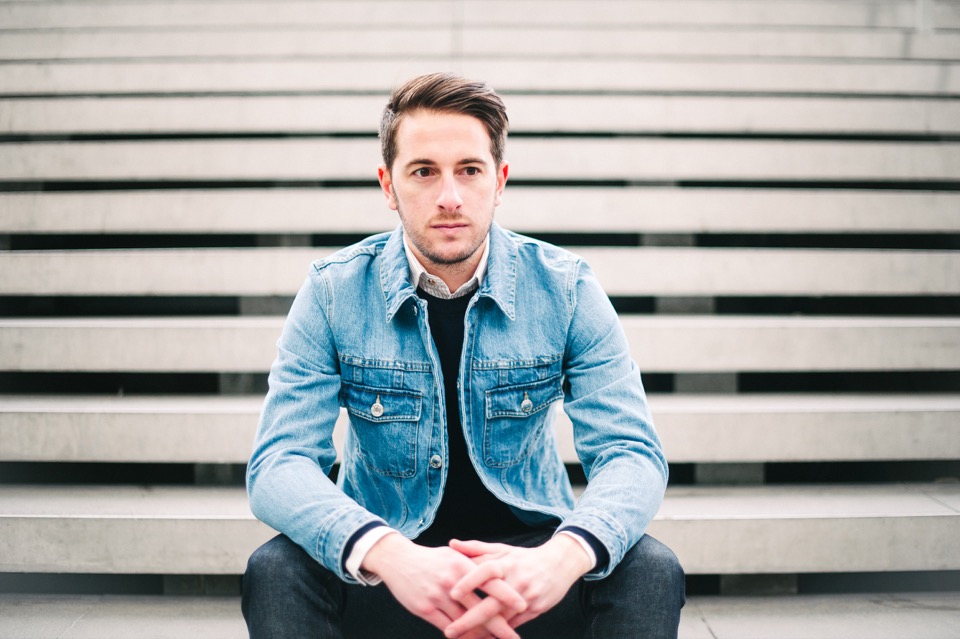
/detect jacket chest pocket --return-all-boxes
[483,374,563,468]
[341,381,422,478]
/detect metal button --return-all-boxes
[520,392,533,413]
[371,395,384,418]
[429,454,443,469]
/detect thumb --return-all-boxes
[449,539,503,557]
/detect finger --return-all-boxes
[478,578,527,613]
[424,609,457,633]
[445,597,517,639]
[450,562,504,600]
[450,539,508,557]
[451,571,526,614]
[454,590,519,639]
[508,610,540,630]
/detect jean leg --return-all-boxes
[242,533,446,639]
[583,534,686,639]
[516,535,684,639]
[242,534,345,639]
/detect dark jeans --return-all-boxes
[242,528,685,639]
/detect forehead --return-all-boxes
[393,109,493,163]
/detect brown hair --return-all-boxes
[379,72,509,171]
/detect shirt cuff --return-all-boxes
[344,526,398,586]
[556,530,598,572]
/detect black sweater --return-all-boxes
[415,288,529,546]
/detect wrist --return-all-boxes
[345,526,397,585]
[546,534,593,580]
[360,531,408,578]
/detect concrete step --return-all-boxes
[5,95,960,136]
[1,483,957,575]
[3,188,957,235]
[3,592,959,639]
[0,1,930,30]
[3,58,956,96]
[1,316,957,373]
[5,247,957,297]
[0,595,246,639]
[5,138,959,182]
[682,592,960,639]
[3,394,958,464]
[4,26,957,61]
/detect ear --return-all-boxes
[377,164,398,210]
[494,161,509,206]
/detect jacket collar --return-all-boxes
[381,221,518,322]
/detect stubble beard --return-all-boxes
[396,200,494,269]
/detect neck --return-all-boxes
[403,232,489,294]
[423,253,482,292]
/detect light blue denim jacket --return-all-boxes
[247,222,667,583]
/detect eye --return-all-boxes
[413,167,432,178]
[462,166,481,176]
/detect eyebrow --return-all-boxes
[403,157,489,170]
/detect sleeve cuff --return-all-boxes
[556,525,610,574]
[556,530,598,572]
[344,526,397,586]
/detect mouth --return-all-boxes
[432,221,469,233]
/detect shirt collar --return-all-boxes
[381,223,516,323]
[402,231,489,300]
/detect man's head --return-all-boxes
[379,73,509,174]
[377,74,510,289]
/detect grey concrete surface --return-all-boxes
[3,316,959,373]
[5,247,958,296]
[684,592,960,639]
[2,484,959,575]
[4,393,958,464]
[3,189,957,235]
[2,593,958,639]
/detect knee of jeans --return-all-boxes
[244,534,309,588]
[623,536,686,597]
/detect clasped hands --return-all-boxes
[361,533,593,639]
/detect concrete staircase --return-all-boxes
[1,1,959,637]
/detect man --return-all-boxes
[242,72,685,639]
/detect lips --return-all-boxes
[432,221,469,235]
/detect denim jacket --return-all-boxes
[247,222,667,583]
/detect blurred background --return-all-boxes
[0,1,959,637]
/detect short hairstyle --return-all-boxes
[379,72,509,171]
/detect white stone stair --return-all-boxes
[4,247,958,297]
[3,394,959,464]
[3,591,958,639]
[3,189,957,235]
[2,484,957,576]
[2,315,957,373]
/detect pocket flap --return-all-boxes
[342,382,422,423]
[485,375,563,419]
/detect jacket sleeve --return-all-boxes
[558,259,668,580]
[246,266,388,583]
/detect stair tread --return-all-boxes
[2,592,958,639]
[1,483,956,520]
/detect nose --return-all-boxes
[436,173,463,212]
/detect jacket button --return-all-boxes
[429,454,443,469]
[520,392,533,413]
[371,395,384,418]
